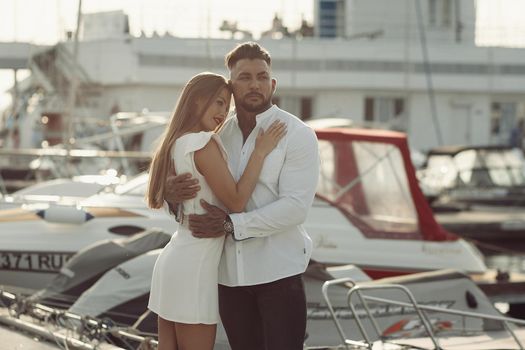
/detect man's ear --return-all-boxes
[271,78,277,94]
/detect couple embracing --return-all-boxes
[146,42,320,350]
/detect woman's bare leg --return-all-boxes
[158,316,178,350]
[174,323,216,350]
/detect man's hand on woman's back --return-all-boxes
[165,172,200,205]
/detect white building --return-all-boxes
[3,0,525,151]
[315,0,476,43]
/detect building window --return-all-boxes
[301,97,313,120]
[428,0,452,27]
[274,95,314,120]
[491,101,525,143]
[442,0,452,26]
[364,97,407,131]
[364,98,375,122]
[428,0,437,25]
[318,0,345,38]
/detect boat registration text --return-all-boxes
[0,251,74,273]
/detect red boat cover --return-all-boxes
[315,128,457,242]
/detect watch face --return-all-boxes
[224,220,234,234]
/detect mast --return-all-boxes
[64,0,82,174]
[415,0,443,146]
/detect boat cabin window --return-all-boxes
[424,155,458,189]
[426,149,525,189]
[424,150,486,188]
[484,149,525,186]
[317,139,419,236]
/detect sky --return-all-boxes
[0,0,313,43]
[1,0,525,109]
[0,0,311,109]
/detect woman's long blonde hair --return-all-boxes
[146,72,230,209]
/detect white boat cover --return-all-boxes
[31,229,170,307]
[69,249,160,318]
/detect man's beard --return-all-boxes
[237,93,272,113]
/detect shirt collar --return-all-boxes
[226,104,278,130]
[255,104,278,121]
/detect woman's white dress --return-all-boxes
[148,131,227,324]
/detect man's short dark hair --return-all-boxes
[225,42,271,70]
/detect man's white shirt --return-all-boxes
[217,105,320,286]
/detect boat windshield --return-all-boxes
[426,148,525,188]
[317,139,419,235]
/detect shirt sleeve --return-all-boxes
[229,126,320,240]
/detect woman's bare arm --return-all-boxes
[194,121,286,212]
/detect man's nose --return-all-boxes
[248,79,259,90]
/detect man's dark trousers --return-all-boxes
[218,274,306,350]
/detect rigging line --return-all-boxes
[334,146,397,201]
[358,142,414,206]
[415,0,443,146]
[464,236,525,256]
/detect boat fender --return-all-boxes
[36,206,94,225]
[465,290,478,309]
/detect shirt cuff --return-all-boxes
[230,212,250,241]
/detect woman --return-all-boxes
[145,72,285,350]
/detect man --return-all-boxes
[165,42,319,350]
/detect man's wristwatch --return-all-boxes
[223,215,234,236]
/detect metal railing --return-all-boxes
[0,289,158,350]
[321,277,368,349]
[322,278,525,350]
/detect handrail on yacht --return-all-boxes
[322,280,525,350]
[321,277,369,349]
[347,284,441,349]
[360,293,525,349]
